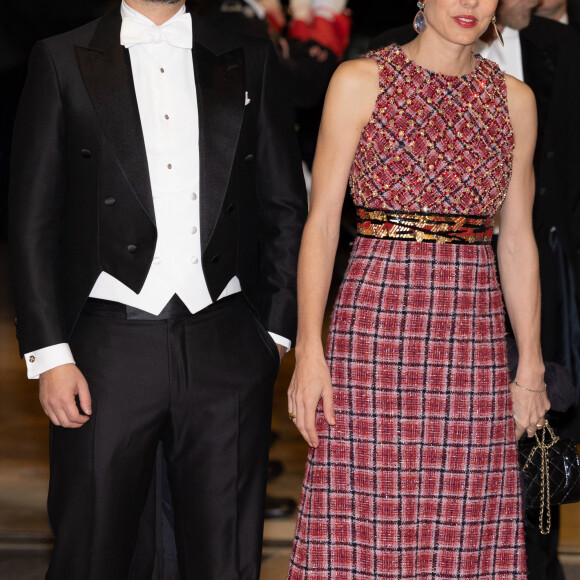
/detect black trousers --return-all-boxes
[46,294,280,580]
[524,507,565,580]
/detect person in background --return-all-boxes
[9,0,307,577]
[264,0,351,62]
[534,0,580,28]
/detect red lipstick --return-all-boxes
[453,15,478,28]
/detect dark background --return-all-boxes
[0,0,417,237]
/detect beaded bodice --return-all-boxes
[350,45,514,216]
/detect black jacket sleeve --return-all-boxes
[9,40,68,356]
[255,42,308,345]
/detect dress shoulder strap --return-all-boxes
[362,44,398,90]
[476,55,510,105]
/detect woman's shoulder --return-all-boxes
[330,44,397,88]
[503,73,535,108]
[503,74,537,146]
[330,57,379,93]
[323,55,386,128]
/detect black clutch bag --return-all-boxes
[518,421,580,534]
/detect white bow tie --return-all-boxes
[121,13,192,49]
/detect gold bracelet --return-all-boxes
[512,379,547,393]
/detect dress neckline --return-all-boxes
[390,43,481,83]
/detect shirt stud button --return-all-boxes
[191,192,197,200]
[167,163,172,170]
[160,67,165,73]
[191,226,197,234]
[153,257,161,265]
[191,257,199,265]
[164,114,169,120]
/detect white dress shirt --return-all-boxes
[25,2,288,379]
[475,26,524,82]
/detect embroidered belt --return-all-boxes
[356,208,493,244]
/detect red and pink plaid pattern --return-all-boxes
[288,241,526,578]
[349,45,514,218]
[288,45,526,579]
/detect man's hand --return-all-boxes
[39,364,92,428]
[277,344,286,363]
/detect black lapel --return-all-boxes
[191,15,246,252]
[75,9,155,224]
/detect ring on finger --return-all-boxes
[288,412,296,421]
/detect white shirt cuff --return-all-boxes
[268,332,291,352]
[24,343,76,379]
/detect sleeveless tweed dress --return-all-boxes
[287,45,527,579]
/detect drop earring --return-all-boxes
[413,1,427,34]
[491,15,504,47]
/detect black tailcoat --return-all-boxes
[9,8,307,356]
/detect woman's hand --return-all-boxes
[511,372,550,439]
[288,352,335,448]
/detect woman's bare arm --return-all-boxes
[288,58,379,447]
[498,74,550,439]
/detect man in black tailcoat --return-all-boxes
[9,0,307,578]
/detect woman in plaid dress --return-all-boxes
[287,0,550,578]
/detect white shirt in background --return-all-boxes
[475,26,525,82]
[474,28,524,235]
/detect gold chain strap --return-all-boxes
[522,421,559,535]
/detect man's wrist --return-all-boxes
[268,331,291,353]
[24,343,75,379]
